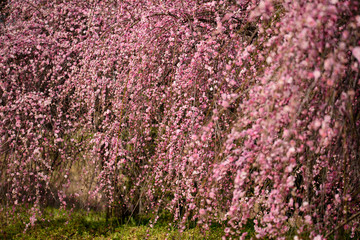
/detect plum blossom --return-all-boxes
[352,47,360,63]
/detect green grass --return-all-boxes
[5,207,357,240]
[0,207,227,239]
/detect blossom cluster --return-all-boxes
[1,0,359,238]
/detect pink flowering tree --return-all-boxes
[1,0,359,238]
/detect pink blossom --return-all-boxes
[313,235,323,240]
[1,0,359,238]
[352,47,360,63]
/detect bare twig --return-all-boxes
[325,211,360,238]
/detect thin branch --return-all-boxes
[148,12,180,20]
[325,211,360,238]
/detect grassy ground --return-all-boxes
[2,207,357,239]
[0,207,231,239]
